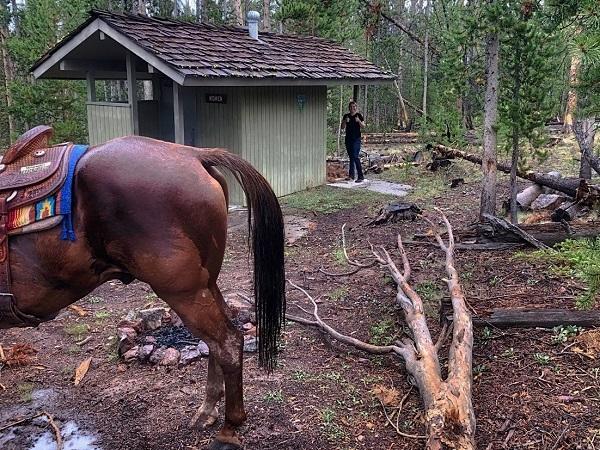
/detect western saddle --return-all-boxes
[0,125,76,327]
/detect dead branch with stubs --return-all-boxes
[288,213,476,448]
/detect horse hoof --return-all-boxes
[189,407,219,429]
[207,439,242,450]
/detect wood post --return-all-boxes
[126,52,139,135]
[173,81,185,144]
[86,71,96,102]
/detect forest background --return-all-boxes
[0,0,598,168]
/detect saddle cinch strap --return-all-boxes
[0,125,80,327]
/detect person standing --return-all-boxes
[340,101,365,182]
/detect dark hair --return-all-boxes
[348,101,357,108]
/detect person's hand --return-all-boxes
[355,116,360,123]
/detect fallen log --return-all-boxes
[551,201,586,222]
[460,221,600,246]
[473,309,600,328]
[430,144,598,199]
[516,184,543,209]
[531,194,565,211]
[482,214,550,249]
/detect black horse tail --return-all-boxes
[196,148,285,372]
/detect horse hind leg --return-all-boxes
[189,352,224,429]
[166,284,246,450]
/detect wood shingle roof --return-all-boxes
[32,10,396,84]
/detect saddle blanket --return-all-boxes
[6,144,88,239]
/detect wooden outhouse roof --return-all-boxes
[32,10,396,86]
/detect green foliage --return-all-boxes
[275,0,360,42]
[263,389,284,402]
[533,352,551,365]
[369,318,395,346]
[64,323,90,340]
[551,325,582,345]
[516,238,600,309]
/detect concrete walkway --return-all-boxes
[327,178,412,197]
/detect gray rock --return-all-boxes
[243,336,258,353]
[197,340,210,356]
[138,344,155,362]
[137,307,168,331]
[179,345,201,366]
[117,327,137,356]
[169,310,184,327]
[149,346,168,365]
[117,318,144,333]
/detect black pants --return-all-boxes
[345,138,363,180]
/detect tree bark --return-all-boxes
[10,0,19,36]
[196,0,203,22]
[0,22,15,143]
[516,184,544,209]
[462,47,475,130]
[574,118,599,179]
[262,0,271,31]
[480,15,500,221]
[337,85,343,157]
[563,54,581,134]
[232,0,243,26]
[173,0,179,17]
[422,0,431,123]
[396,50,409,130]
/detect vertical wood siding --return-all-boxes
[195,87,244,204]
[87,102,133,146]
[195,85,326,205]
[238,85,326,204]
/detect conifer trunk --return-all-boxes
[262,0,271,31]
[563,54,580,134]
[480,6,499,221]
[0,23,15,143]
[232,0,243,26]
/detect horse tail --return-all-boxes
[196,149,285,372]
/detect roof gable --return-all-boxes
[32,10,395,85]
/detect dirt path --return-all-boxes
[1,155,599,449]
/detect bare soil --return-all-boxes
[1,142,599,450]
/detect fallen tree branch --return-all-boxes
[289,214,476,447]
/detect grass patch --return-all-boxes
[369,318,397,346]
[515,238,600,309]
[264,389,284,403]
[281,186,392,214]
[94,310,111,321]
[415,280,442,317]
[17,382,35,402]
[64,323,90,341]
[320,407,346,441]
[328,287,349,302]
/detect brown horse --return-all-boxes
[0,135,286,450]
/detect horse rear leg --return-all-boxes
[189,352,224,428]
[164,285,246,450]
